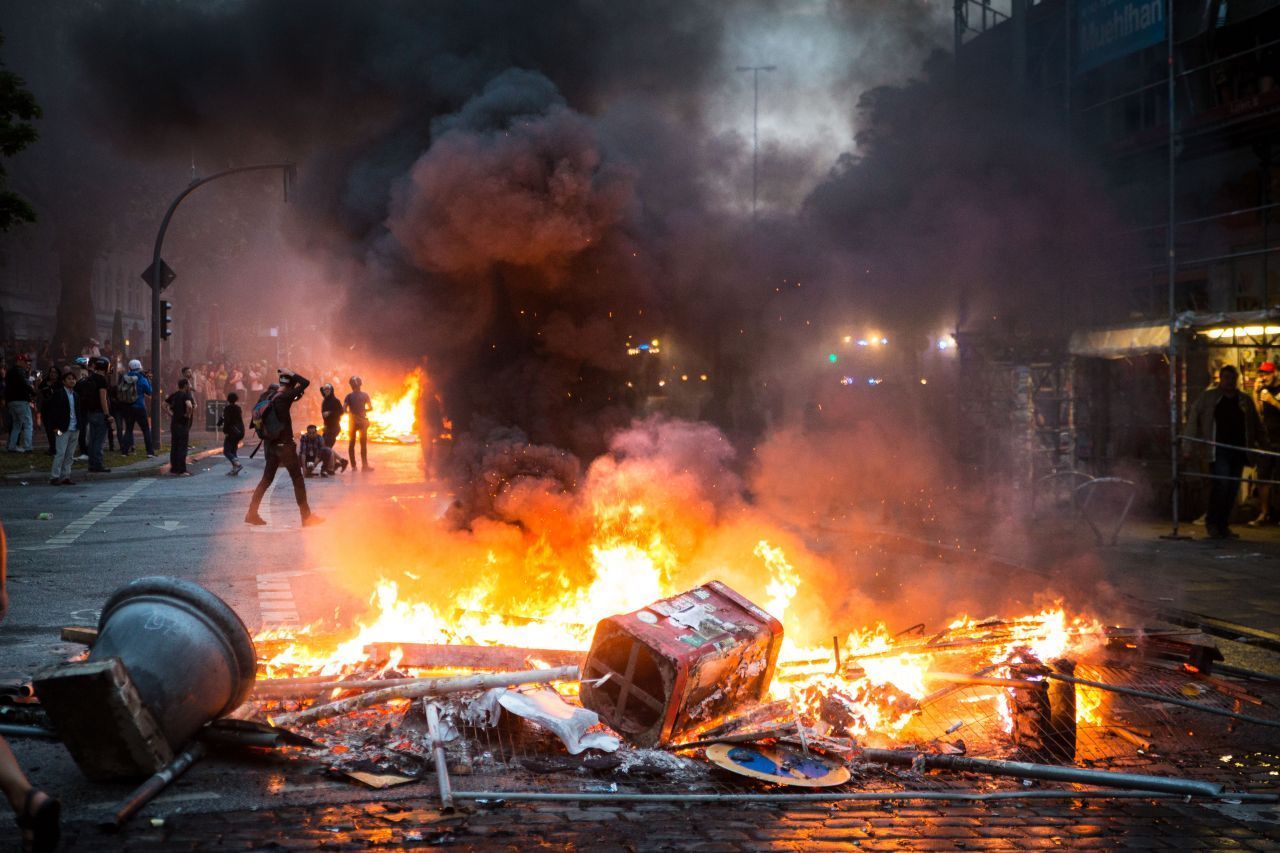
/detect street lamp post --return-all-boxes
[146,163,295,453]
[735,64,775,218]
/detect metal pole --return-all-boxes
[1165,0,1182,538]
[148,163,295,453]
[106,741,206,830]
[735,65,775,218]
[860,748,1224,797]
[447,788,1278,804]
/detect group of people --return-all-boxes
[5,354,156,485]
[223,372,374,527]
[1186,361,1280,539]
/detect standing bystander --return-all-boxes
[1252,361,1280,525]
[343,375,373,472]
[43,370,82,486]
[83,357,112,473]
[166,378,194,476]
[120,359,155,457]
[4,357,35,453]
[1187,364,1265,539]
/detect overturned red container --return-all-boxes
[579,580,783,747]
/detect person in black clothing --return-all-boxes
[218,392,245,475]
[43,370,84,485]
[245,371,323,527]
[319,384,348,474]
[36,370,59,456]
[343,375,373,472]
[165,378,194,476]
[83,357,112,472]
[1187,364,1265,539]
[1252,361,1280,525]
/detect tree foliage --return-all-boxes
[0,32,41,231]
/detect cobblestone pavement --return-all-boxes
[59,796,1280,850]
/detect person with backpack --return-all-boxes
[245,370,323,527]
[218,391,245,475]
[119,359,154,457]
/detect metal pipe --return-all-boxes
[1046,673,1280,729]
[252,676,424,699]
[106,741,206,830]
[425,702,453,810]
[0,724,58,740]
[272,665,579,727]
[1166,0,1180,540]
[450,788,1276,804]
[860,748,1223,797]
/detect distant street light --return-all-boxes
[735,64,776,218]
[145,163,296,450]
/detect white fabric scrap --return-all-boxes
[460,687,506,728]
[497,688,620,754]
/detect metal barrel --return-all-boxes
[90,577,256,750]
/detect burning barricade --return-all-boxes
[13,571,1280,826]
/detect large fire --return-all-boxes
[338,370,422,443]
[260,371,1109,747]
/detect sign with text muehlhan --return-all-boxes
[1077,0,1166,74]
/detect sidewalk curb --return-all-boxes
[2,446,224,485]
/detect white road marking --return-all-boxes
[256,571,300,625]
[31,480,152,550]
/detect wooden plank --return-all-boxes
[364,642,582,671]
[33,658,173,781]
[60,625,98,646]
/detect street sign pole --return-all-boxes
[144,162,295,458]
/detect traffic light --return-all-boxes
[161,300,173,340]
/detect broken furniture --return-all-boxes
[579,581,783,747]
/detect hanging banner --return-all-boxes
[1076,0,1166,74]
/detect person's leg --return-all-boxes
[49,432,64,483]
[87,413,106,470]
[106,406,116,452]
[359,425,369,469]
[279,444,313,520]
[14,404,33,450]
[348,430,357,470]
[1207,456,1233,535]
[139,409,155,456]
[247,445,279,520]
[170,424,189,473]
[43,417,56,456]
[57,430,77,481]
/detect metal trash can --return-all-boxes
[90,576,257,746]
[35,577,257,780]
[579,581,783,747]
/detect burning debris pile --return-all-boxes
[220,579,1280,806]
[12,571,1280,826]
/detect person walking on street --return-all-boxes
[344,375,373,472]
[319,384,348,473]
[218,391,244,475]
[120,359,155,457]
[83,356,112,473]
[1187,364,1264,539]
[166,378,194,476]
[43,369,83,486]
[245,370,323,527]
[4,356,35,453]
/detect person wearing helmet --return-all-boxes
[319,384,348,474]
[343,375,373,472]
[1252,361,1280,526]
[120,358,155,457]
